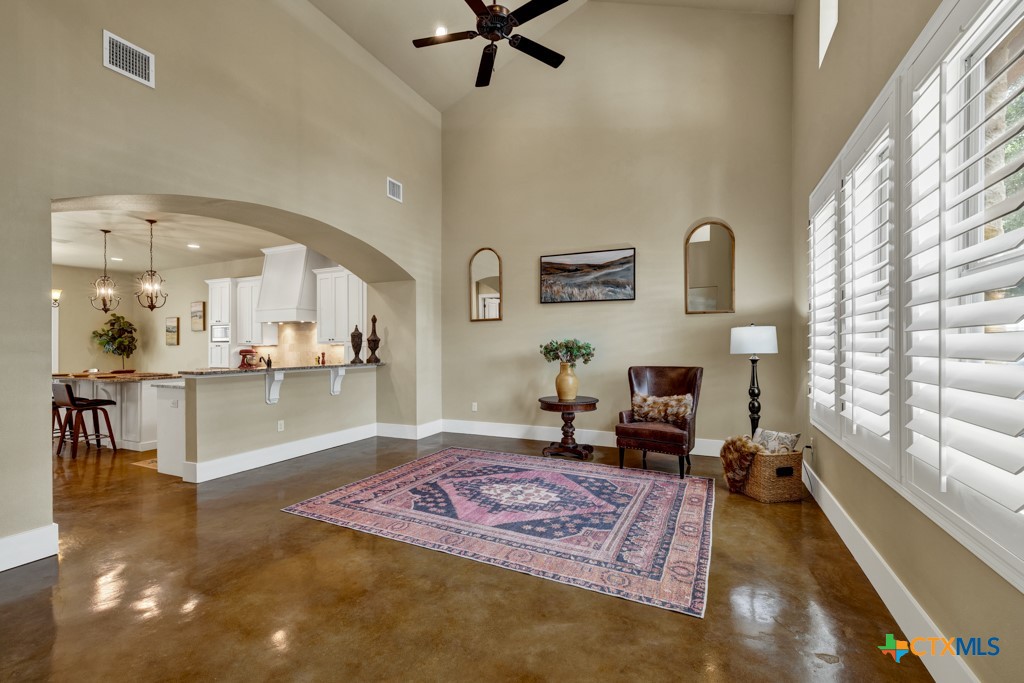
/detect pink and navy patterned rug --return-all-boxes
[284,447,715,616]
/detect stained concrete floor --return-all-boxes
[0,435,931,682]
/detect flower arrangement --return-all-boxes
[539,339,596,368]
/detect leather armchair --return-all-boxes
[616,366,703,478]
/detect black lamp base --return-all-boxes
[747,355,761,437]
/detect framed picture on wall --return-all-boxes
[190,301,206,332]
[540,248,636,303]
[165,317,179,346]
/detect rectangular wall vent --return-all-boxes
[387,177,403,203]
[103,30,155,88]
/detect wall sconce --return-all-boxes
[51,289,62,308]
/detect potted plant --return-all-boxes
[540,338,596,401]
[91,313,139,370]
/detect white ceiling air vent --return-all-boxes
[103,30,155,88]
[387,177,403,203]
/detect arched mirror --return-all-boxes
[470,248,502,321]
[685,220,735,314]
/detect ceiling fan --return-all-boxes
[412,0,569,87]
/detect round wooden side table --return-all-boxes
[538,395,599,460]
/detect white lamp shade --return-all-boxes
[731,325,778,355]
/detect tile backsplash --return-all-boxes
[251,323,350,366]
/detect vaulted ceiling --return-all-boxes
[308,0,795,111]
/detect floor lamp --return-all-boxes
[730,324,778,436]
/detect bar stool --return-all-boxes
[52,383,118,459]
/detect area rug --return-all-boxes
[131,458,159,470]
[284,447,714,616]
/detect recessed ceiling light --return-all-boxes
[187,243,201,249]
[111,257,124,262]
[435,26,448,36]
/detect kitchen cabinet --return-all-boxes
[236,277,278,346]
[209,343,230,369]
[314,267,366,345]
[120,382,158,448]
[206,278,233,325]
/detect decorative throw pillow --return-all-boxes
[631,393,694,428]
[752,428,801,454]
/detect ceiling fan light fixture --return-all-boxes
[89,229,121,314]
[411,0,568,86]
[136,219,168,311]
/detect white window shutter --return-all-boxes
[903,3,1024,570]
[838,111,898,472]
[809,174,841,432]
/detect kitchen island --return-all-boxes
[52,372,180,451]
[168,363,382,483]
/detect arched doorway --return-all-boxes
[50,194,423,477]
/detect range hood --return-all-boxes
[255,245,335,323]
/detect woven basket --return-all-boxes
[743,450,804,503]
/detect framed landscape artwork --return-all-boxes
[190,301,206,332]
[540,248,636,303]
[165,317,179,346]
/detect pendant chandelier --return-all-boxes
[136,219,167,310]
[89,229,121,313]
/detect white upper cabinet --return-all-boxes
[314,267,365,346]
[236,277,277,346]
[206,278,233,325]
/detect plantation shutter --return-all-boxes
[839,118,897,468]
[809,178,840,430]
[904,4,1024,549]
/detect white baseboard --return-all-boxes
[802,464,977,683]
[120,439,157,452]
[415,419,443,439]
[183,423,378,483]
[377,420,443,440]
[441,419,724,456]
[180,419,723,484]
[0,523,59,572]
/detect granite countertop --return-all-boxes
[53,372,182,383]
[178,363,384,376]
[151,381,186,389]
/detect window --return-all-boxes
[840,119,897,472]
[809,100,898,474]
[810,0,1024,591]
[809,184,840,430]
[904,0,1024,573]
[819,0,839,67]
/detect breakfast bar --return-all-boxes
[169,363,382,483]
[178,362,382,405]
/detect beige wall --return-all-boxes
[187,370,376,462]
[3,0,441,542]
[51,265,143,373]
[791,1,1024,679]
[442,2,795,439]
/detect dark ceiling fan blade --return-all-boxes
[509,0,569,27]
[412,30,478,48]
[508,34,565,69]
[476,43,498,87]
[465,0,490,17]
